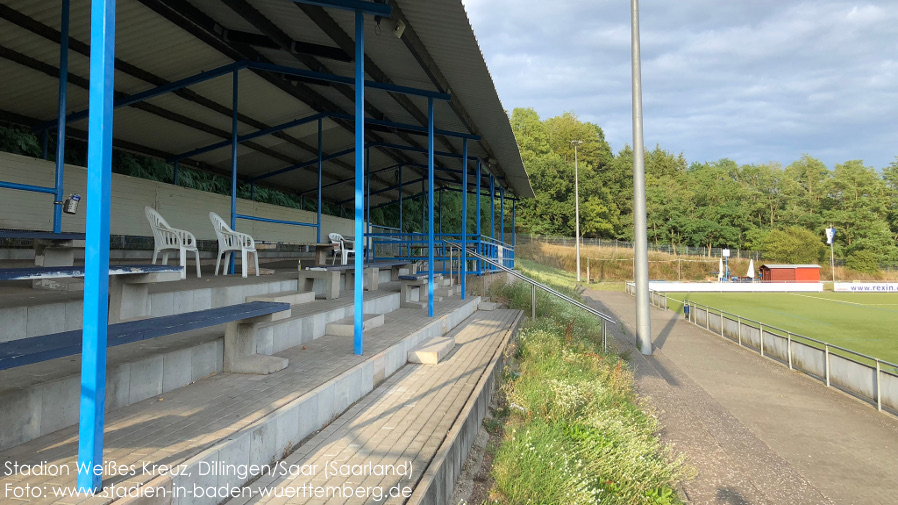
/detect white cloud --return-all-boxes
[465,0,898,169]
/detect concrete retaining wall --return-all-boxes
[0,151,360,243]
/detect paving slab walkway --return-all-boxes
[226,309,521,505]
[0,291,474,505]
[586,290,898,505]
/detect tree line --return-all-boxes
[511,108,898,270]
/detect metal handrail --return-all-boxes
[444,240,616,350]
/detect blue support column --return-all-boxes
[317,118,323,243]
[353,10,365,355]
[398,164,403,233]
[475,159,481,275]
[53,0,71,234]
[512,198,516,267]
[77,0,115,492]
[500,186,505,244]
[490,175,495,240]
[366,147,371,263]
[173,161,179,186]
[229,69,239,275]
[427,98,435,317]
[250,183,255,202]
[460,139,467,298]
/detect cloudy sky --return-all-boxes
[462,0,898,170]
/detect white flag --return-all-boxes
[718,256,724,281]
[825,227,836,245]
[747,259,755,279]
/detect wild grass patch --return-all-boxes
[485,279,688,504]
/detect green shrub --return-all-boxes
[846,250,879,274]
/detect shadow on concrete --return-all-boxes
[716,486,751,504]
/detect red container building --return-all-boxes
[759,264,821,283]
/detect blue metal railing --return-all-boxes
[366,232,514,275]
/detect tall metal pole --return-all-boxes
[572,140,582,282]
[229,69,239,275]
[317,118,322,243]
[476,159,482,275]
[77,0,115,492]
[398,164,403,233]
[632,0,652,355]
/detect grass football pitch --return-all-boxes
[664,292,898,366]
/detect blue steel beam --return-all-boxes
[247,61,450,101]
[427,97,435,317]
[52,0,70,234]
[490,174,495,239]
[170,112,329,162]
[0,181,56,194]
[353,10,364,355]
[399,164,403,232]
[367,141,478,161]
[328,112,479,140]
[250,147,355,182]
[461,139,467,299]
[77,0,115,492]
[36,61,246,131]
[292,0,391,18]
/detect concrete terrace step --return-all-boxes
[408,335,455,364]
[227,308,522,505]
[478,301,501,311]
[0,296,483,505]
[325,313,385,336]
[246,290,314,320]
[436,286,458,297]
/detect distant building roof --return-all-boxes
[760,264,822,269]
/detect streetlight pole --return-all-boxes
[572,140,583,283]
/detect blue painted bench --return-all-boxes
[0,264,184,322]
[0,301,291,374]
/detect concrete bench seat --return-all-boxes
[298,264,381,300]
[0,301,290,373]
[399,273,443,309]
[369,260,417,281]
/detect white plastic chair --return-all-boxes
[145,206,201,279]
[328,233,356,265]
[209,212,258,278]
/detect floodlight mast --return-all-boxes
[631,0,652,355]
[572,140,583,283]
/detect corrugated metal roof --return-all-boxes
[0,0,533,203]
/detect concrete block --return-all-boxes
[64,300,83,331]
[150,291,174,317]
[316,383,336,427]
[249,422,276,468]
[0,306,26,343]
[193,288,212,311]
[172,290,195,314]
[224,321,288,375]
[334,373,359,414]
[106,363,132,411]
[247,290,315,307]
[163,348,192,392]
[216,433,250,490]
[325,313,385,336]
[408,336,456,365]
[359,361,374,395]
[129,355,164,403]
[372,355,386,387]
[26,302,66,337]
[175,448,220,505]
[478,301,500,311]
[296,394,319,441]
[256,326,274,355]
[39,377,79,434]
[0,387,41,451]
[191,341,220,382]
[275,407,300,454]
